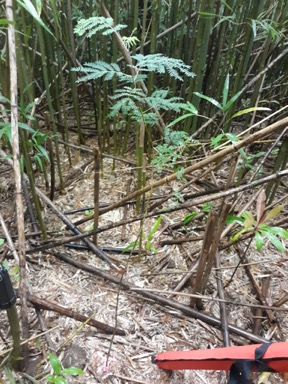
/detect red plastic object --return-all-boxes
[153,342,288,372]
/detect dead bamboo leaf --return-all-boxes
[256,190,266,223]
[263,205,283,223]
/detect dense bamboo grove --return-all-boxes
[1,0,288,380]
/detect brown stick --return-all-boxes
[235,245,274,325]
[93,148,100,245]
[160,235,204,246]
[28,294,125,336]
[190,211,216,309]
[34,187,119,270]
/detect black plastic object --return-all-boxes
[0,265,16,310]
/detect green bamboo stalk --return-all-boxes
[36,22,64,191]
[266,137,288,204]
[184,0,216,133]
[6,305,21,370]
[140,0,149,54]
[66,0,84,145]
[19,130,47,238]
[224,0,266,127]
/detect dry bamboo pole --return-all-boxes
[93,148,100,245]
[6,0,29,369]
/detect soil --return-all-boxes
[0,138,287,384]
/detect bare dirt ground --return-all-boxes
[0,140,288,384]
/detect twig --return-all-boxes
[28,293,125,336]
[93,148,100,245]
[0,212,19,264]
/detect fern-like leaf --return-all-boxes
[72,61,132,83]
[74,17,126,37]
[131,54,195,81]
[146,90,183,112]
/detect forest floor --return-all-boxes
[0,135,288,384]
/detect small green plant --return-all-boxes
[83,209,94,231]
[2,260,20,283]
[0,95,50,170]
[46,353,84,384]
[151,127,198,177]
[227,191,288,252]
[201,202,213,213]
[124,216,162,254]
[122,27,140,49]
[183,212,198,225]
[73,17,195,128]
[194,73,270,117]
[211,131,265,172]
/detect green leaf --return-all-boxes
[231,107,271,119]
[211,134,224,149]
[222,74,229,107]
[260,230,285,253]
[266,227,288,239]
[193,92,222,110]
[225,133,239,143]
[255,231,264,251]
[49,353,62,375]
[179,101,198,114]
[16,0,54,36]
[223,90,242,111]
[46,375,56,383]
[0,238,4,246]
[183,212,197,225]
[231,228,246,242]
[2,260,9,270]
[18,122,35,132]
[238,148,248,160]
[198,12,217,17]
[122,240,139,252]
[61,367,84,376]
[226,215,244,225]
[55,376,67,384]
[251,19,257,38]
[145,241,152,251]
[166,113,195,128]
[0,19,14,25]
[147,216,162,241]
[202,203,212,213]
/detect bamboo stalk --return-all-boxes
[6,0,29,369]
